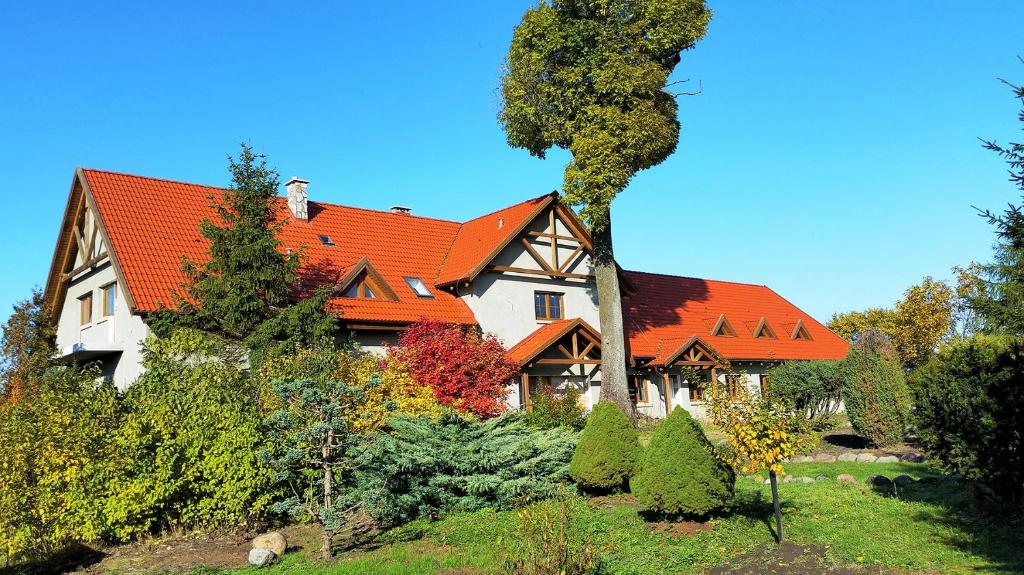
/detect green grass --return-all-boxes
[192,462,1023,575]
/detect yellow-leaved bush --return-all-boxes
[705,375,808,476]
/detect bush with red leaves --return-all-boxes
[386,319,518,418]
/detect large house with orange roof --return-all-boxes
[44,168,849,418]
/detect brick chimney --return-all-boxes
[285,177,309,221]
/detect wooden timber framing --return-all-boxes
[336,257,400,301]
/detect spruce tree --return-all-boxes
[569,401,639,492]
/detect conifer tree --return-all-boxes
[569,401,639,491]
[0,288,55,405]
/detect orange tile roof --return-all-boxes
[83,169,475,324]
[507,318,601,365]
[435,193,554,287]
[622,271,849,363]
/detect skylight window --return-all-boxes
[319,235,335,246]
[404,277,433,298]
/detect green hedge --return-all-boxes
[842,348,909,447]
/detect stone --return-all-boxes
[875,455,899,464]
[893,474,914,487]
[814,475,828,482]
[837,473,856,484]
[793,455,814,463]
[814,454,837,463]
[252,531,287,558]
[837,452,858,462]
[248,549,277,567]
[900,453,925,463]
[798,476,814,484]
[783,475,794,483]
[855,453,878,463]
[869,475,894,489]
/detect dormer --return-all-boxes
[710,314,736,337]
[791,319,813,341]
[336,258,398,301]
[753,317,777,339]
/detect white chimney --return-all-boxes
[285,176,309,221]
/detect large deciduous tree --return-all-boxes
[0,288,56,406]
[974,68,1024,336]
[500,0,711,417]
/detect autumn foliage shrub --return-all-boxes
[569,402,639,492]
[631,407,734,517]
[386,319,519,418]
[523,386,587,430]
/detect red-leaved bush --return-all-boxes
[386,319,518,418]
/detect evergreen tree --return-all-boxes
[974,67,1024,335]
[500,0,712,418]
[631,407,734,517]
[0,288,56,405]
[569,401,639,491]
[154,143,301,340]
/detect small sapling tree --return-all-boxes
[263,344,378,559]
[706,380,808,543]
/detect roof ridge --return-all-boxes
[460,190,557,223]
[81,167,463,225]
[624,269,769,289]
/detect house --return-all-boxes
[44,167,849,417]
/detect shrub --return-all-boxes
[631,407,734,517]
[523,386,587,430]
[766,360,844,428]
[911,335,1024,509]
[104,330,276,541]
[357,411,577,527]
[841,347,909,447]
[569,402,639,492]
[386,319,519,418]
[502,495,604,575]
[0,365,119,561]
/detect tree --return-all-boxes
[974,67,1024,336]
[951,263,987,337]
[385,319,518,418]
[152,143,301,341]
[764,360,844,428]
[500,0,712,418]
[827,276,955,369]
[630,407,734,517]
[263,344,375,559]
[0,288,56,406]
[569,401,639,492]
[706,383,808,543]
[841,345,910,447]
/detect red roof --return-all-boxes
[507,318,601,366]
[622,271,849,363]
[436,193,553,287]
[83,169,475,324]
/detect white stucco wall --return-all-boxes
[634,363,774,421]
[56,261,149,390]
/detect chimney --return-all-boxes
[285,176,309,221]
[390,205,412,215]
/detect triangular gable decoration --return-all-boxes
[336,258,398,301]
[711,314,736,337]
[753,317,777,339]
[791,319,813,341]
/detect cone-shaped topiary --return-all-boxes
[569,401,639,492]
[631,407,735,517]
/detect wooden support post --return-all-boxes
[662,372,671,415]
[521,373,531,411]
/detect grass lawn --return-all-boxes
[192,462,1023,575]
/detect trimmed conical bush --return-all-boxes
[631,407,735,516]
[569,401,639,492]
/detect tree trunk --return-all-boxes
[591,206,635,422]
[769,470,783,543]
[321,528,334,560]
[321,428,334,559]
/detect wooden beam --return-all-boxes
[520,238,555,272]
[557,343,574,359]
[61,254,109,281]
[572,332,579,359]
[522,373,531,411]
[527,231,579,242]
[72,224,87,260]
[535,358,602,365]
[663,372,672,413]
[557,244,584,273]
[580,341,596,358]
[488,265,593,280]
[549,209,557,270]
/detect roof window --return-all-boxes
[711,314,736,337]
[404,277,433,298]
[753,317,777,339]
[319,235,335,247]
[791,320,813,341]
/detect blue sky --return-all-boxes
[1,1,1022,324]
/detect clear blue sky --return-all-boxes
[1,1,1022,324]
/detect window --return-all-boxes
[753,317,777,339]
[342,279,376,299]
[404,277,433,298]
[726,374,742,401]
[534,292,563,320]
[689,376,706,402]
[318,235,336,246]
[791,320,813,341]
[79,292,93,325]
[711,314,736,337]
[102,283,116,317]
[630,375,649,404]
